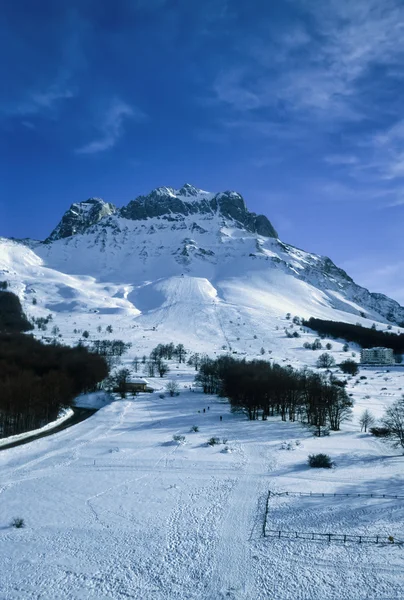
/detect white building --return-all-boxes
[360,347,395,365]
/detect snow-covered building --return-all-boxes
[126,377,150,392]
[360,347,395,365]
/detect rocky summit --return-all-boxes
[46,198,116,242]
[47,185,278,242]
[1,183,404,358]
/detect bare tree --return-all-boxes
[132,356,139,373]
[359,409,375,432]
[166,380,180,397]
[188,353,201,370]
[175,344,186,364]
[316,352,336,368]
[382,398,404,451]
[156,359,169,378]
[112,368,131,399]
[145,361,155,378]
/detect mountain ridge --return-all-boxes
[1,184,403,359]
[46,184,278,242]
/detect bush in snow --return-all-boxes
[308,454,333,468]
[339,360,359,376]
[173,434,185,444]
[11,517,25,529]
[190,425,199,432]
[207,437,221,446]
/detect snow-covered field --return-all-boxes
[2,194,404,598]
[1,365,404,600]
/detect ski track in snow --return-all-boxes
[1,223,404,598]
[1,370,404,599]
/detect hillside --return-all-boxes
[1,184,403,359]
[2,184,404,599]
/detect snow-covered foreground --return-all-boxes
[1,368,404,600]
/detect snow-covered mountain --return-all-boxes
[1,184,403,355]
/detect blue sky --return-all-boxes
[2,0,404,303]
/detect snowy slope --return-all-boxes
[1,366,404,599]
[2,185,404,599]
[1,184,403,359]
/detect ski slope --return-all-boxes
[1,365,404,599]
[1,234,403,360]
[2,186,404,598]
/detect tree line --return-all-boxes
[130,343,187,378]
[195,356,353,432]
[0,289,108,438]
[0,289,33,333]
[0,334,109,438]
[304,317,404,356]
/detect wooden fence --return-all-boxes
[273,491,404,500]
[264,529,401,544]
[263,490,403,544]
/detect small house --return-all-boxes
[125,377,151,393]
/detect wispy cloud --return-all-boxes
[211,0,404,125]
[0,74,76,120]
[324,155,359,166]
[206,0,404,213]
[14,83,75,117]
[76,99,146,155]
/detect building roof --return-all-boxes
[127,378,149,384]
[361,347,393,352]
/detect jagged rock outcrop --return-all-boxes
[120,185,278,238]
[47,185,277,241]
[46,198,116,242]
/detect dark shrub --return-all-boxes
[370,427,390,437]
[308,453,333,468]
[207,437,220,446]
[11,517,25,528]
[339,360,359,376]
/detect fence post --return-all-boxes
[263,490,271,537]
[328,533,331,542]
[376,536,379,543]
[359,536,362,544]
[278,531,281,539]
[344,534,346,543]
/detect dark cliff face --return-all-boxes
[46,185,278,241]
[120,186,278,238]
[46,198,117,242]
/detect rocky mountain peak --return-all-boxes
[46,198,117,242]
[120,185,278,238]
[46,185,278,242]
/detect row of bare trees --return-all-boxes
[0,334,108,438]
[195,356,353,431]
